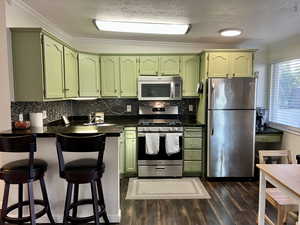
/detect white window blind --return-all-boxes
[270,59,300,130]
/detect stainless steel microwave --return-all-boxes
[138,76,182,100]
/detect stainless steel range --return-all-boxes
[137,103,183,177]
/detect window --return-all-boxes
[269,59,300,131]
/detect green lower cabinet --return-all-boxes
[184,150,202,160]
[124,128,137,175]
[43,35,65,99]
[184,137,202,149]
[184,161,202,174]
[120,56,138,97]
[255,134,282,143]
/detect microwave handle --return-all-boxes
[171,81,175,98]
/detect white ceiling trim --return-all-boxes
[7,0,73,43]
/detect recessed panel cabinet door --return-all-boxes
[159,56,180,75]
[180,55,200,96]
[43,35,64,98]
[64,47,78,98]
[120,56,138,97]
[208,53,230,77]
[125,138,137,173]
[101,56,119,97]
[231,52,253,77]
[139,56,158,75]
[78,53,100,97]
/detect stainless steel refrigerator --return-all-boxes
[207,77,256,178]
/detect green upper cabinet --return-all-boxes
[207,52,231,77]
[231,52,253,77]
[78,53,100,97]
[180,55,200,97]
[63,47,78,98]
[139,56,159,75]
[159,56,180,75]
[206,51,254,78]
[120,56,138,97]
[100,56,120,97]
[43,35,65,99]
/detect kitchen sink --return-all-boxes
[82,122,116,127]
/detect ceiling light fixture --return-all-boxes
[94,20,191,35]
[219,29,242,37]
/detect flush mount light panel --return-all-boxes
[94,20,191,35]
[219,29,242,37]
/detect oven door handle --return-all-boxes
[138,133,183,137]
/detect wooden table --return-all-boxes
[257,164,300,225]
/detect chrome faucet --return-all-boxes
[89,112,96,124]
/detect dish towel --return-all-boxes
[165,133,180,155]
[145,133,160,155]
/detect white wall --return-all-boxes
[0,0,11,131]
[267,34,300,156]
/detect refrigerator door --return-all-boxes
[207,110,255,177]
[208,78,256,110]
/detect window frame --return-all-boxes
[269,60,300,135]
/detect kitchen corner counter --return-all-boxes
[256,127,283,135]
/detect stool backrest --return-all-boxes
[0,134,37,178]
[56,133,106,176]
[259,150,293,164]
[0,134,36,153]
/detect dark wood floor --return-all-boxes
[119,178,296,225]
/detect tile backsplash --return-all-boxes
[11,98,199,123]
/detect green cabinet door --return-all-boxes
[159,56,180,75]
[78,53,100,97]
[43,35,64,98]
[100,56,119,97]
[120,56,138,97]
[139,56,159,75]
[208,52,230,77]
[64,47,78,98]
[180,55,200,96]
[124,128,137,174]
[230,52,253,77]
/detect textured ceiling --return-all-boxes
[22,0,300,44]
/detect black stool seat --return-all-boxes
[63,159,105,183]
[1,159,48,172]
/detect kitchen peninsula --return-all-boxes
[0,123,123,223]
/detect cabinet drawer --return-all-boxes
[184,150,202,160]
[184,138,202,149]
[184,161,202,173]
[184,127,202,132]
[255,134,281,143]
[184,131,202,138]
[125,131,136,139]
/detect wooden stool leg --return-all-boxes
[97,180,110,224]
[18,184,23,223]
[72,184,79,218]
[91,181,100,225]
[28,181,36,225]
[277,205,285,225]
[1,183,10,224]
[40,177,56,225]
[63,183,73,225]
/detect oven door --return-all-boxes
[138,133,183,165]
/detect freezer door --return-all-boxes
[207,110,255,177]
[208,78,256,109]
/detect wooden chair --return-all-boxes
[259,150,297,225]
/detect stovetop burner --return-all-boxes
[138,119,182,126]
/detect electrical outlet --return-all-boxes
[188,105,193,112]
[126,105,132,112]
[42,110,47,119]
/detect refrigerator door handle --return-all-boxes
[211,128,214,136]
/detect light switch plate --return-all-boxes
[42,110,47,119]
[126,105,132,112]
[188,105,193,112]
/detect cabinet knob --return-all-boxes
[64,88,70,91]
[156,72,158,75]
[115,89,117,93]
[233,73,236,77]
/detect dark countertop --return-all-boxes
[256,127,283,135]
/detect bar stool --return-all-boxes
[56,133,110,225]
[0,134,55,225]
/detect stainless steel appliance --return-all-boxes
[138,76,182,100]
[138,104,183,177]
[207,77,256,178]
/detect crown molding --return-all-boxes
[7,0,73,43]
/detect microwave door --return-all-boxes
[139,82,172,100]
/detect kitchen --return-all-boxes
[1,0,300,225]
